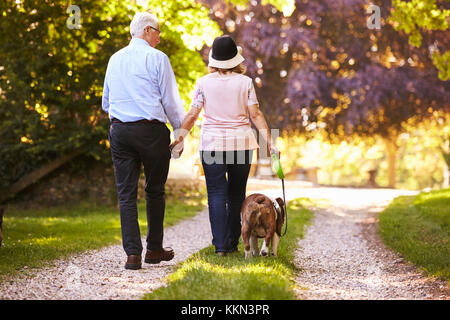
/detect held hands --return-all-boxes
[169,136,184,159]
[169,135,183,150]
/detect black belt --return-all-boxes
[111,118,162,124]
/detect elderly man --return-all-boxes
[102,12,185,270]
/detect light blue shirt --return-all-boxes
[102,38,185,129]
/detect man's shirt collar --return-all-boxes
[130,37,151,47]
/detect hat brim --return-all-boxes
[208,46,245,69]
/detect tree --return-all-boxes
[200,0,449,187]
[0,0,220,191]
[389,0,450,80]
[309,0,450,187]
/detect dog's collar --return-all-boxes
[271,198,281,219]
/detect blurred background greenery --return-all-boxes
[0,0,449,205]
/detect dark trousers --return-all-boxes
[201,150,253,253]
[109,122,171,256]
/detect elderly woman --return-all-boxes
[170,35,277,256]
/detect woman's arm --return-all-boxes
[248,104,278,156]
[169,106,202,149]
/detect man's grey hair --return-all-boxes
[130,12,158,37]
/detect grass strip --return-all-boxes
[379,188,450,281]
[143,198,314,300]
[0,191,206,281]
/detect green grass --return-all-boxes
[143,198,314,300]
[379,188,450,281]
[0,191,206,281]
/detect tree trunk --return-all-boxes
[384,136,398,189]
[439,137,450,188]
[0,149,84,204]
[443,166,450,188]
[442,156,450,188]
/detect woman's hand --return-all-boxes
[169,136,183,151]
[169,107,201,158]
[269,144,280,159]
[170,136,184,158]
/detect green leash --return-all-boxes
[271,152,288,237]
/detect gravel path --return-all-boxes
[0,209,212,300]
[1,184,448,300]
[292,187,450,300]
[0,185,295,300]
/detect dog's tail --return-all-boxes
[248,195,266,222]
[255,195,266,204]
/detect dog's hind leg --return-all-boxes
[260,233,272,257]
[242,227,251,259]
[271,233,280,256]
[250,235,259,257]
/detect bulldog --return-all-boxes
[241,194,285,258]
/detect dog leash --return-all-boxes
[281,178,287,236]
[271,152,288,237]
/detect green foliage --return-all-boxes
[390,0,449,46]
[379,188,450,280]
[0,0,133,189]
[390,0,450,80]
[0,193,206,281]
[432,50,450,81]
[227,0,295,16]
[143,198,313,300]
[227,0,249,6]
[0,0,221,190]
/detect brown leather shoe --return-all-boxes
[145,247,174,264]
[125,255,142,270]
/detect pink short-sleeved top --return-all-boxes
[190,72,260,151]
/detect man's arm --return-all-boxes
[102,65,110,114]
[157,54,185,129]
